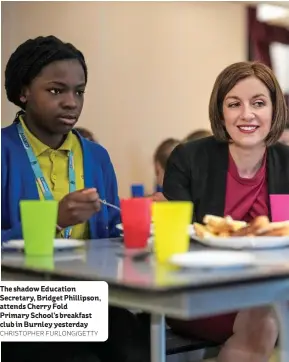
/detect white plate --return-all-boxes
[116,224,195,237]
[2,239,85,251]
[170,251,255,269]
[193,235,289,250]
[3,254,85,262]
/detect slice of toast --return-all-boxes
[257,221,289,236]
[203,215,232,233]
[194,223,217,239]
[203,214,246,234]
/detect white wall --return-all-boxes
[1,1,247,197]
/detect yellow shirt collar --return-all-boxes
[19,115,73,156]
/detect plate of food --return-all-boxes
[116,223,195,237]
[193,215,289,249]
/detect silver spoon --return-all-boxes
[99,199,121,211]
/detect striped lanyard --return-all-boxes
[17,121,76,239]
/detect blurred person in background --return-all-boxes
[183,129,212,142]
[151,138,180,201]
[151,132,212,201]
[279,122,289,145]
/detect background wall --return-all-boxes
[1,1,247,197]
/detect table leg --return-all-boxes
[274,302,289,362]
[150,314,165,362]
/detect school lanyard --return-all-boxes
[17,121,76,239]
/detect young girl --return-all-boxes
[2,35,120,242]
[2,35,148,362]
[164,61,289,362]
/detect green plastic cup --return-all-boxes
[20,200,58,256]
[25,255,55,271]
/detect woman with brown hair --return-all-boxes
[164,61,289,362]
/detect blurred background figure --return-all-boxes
[279,123,289,145]
[151,138,180,201]
[152,132,212,201]
[75,127,97,142]
[183,129,212,142]
[153,138,180,191]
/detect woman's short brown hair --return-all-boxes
[209,61,288,146]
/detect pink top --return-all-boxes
[224,152,268,223]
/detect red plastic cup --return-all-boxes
[120,198,152,249]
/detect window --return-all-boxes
[270,42,289,94]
